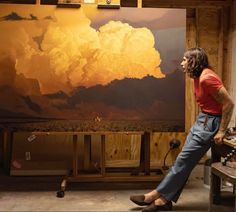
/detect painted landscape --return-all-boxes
[0,5,186,132]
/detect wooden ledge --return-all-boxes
[142,0,232,8]
[30,131,146,136]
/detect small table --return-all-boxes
[209,162,236,212]
[210,137,236,205]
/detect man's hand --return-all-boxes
[212,86,234,145]
[214,130,225,145]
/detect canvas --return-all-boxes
[0,4,186,132]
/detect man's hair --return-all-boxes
[184,47,210,78]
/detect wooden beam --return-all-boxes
[185,8,199,131]
[221,6,232,90]
[142,0,232,8]
[218,7,224,79]
[84,134,92,170]
[40,0,57,4]
[67,174,163,182]
[3,131,8,171]
[32,131,145,135]
[0,0,36,4]
[72,134,78,176]
[101,134,105,176]
[3,131,13,174]
[187,8,196,18]
[0,0,232,7]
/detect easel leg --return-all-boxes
[131,132,150,175]
[101,134,105,176]
[57,134,78,198]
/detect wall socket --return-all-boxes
[25,152,31,161]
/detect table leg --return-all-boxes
[211,144,222,204]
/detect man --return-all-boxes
[130,47,234,211]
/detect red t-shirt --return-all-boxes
[194,68,223,115]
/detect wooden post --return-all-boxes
[208,171,213,212]
[3,131,14,175]
[222,6,232,90]
[186,8,199,132]
[73,134,78,176]
[138,131,150,175]
[84,134,92,170]
[137,0,142,8]
[144,131,150,175]
[217,7,224,79]
[101,134,106,176]
[3,131,8,171]
[211,143,223,204]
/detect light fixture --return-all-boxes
[97,0,120,9]
[162,139,181,170]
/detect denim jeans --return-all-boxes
[156,112,221,202]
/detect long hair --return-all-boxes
[184,47,210,78]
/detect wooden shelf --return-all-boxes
[0,0,36,4]
[57,2,81,8]
[142,0,232,8]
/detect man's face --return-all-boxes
[180,56,188,73]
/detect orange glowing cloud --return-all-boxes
[0,5,164,94]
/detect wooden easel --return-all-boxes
[2,130,164,197]
[52,131,162,197]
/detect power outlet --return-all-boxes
[25,152,31,161]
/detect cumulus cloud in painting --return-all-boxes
[0,6,164,94]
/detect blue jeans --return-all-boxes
[157,112,221,202]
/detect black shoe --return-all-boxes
[130,194,152,206]
[142,201,172,212]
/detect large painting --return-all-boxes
[0,4,186,132]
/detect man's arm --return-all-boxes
[213,86,234,144]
